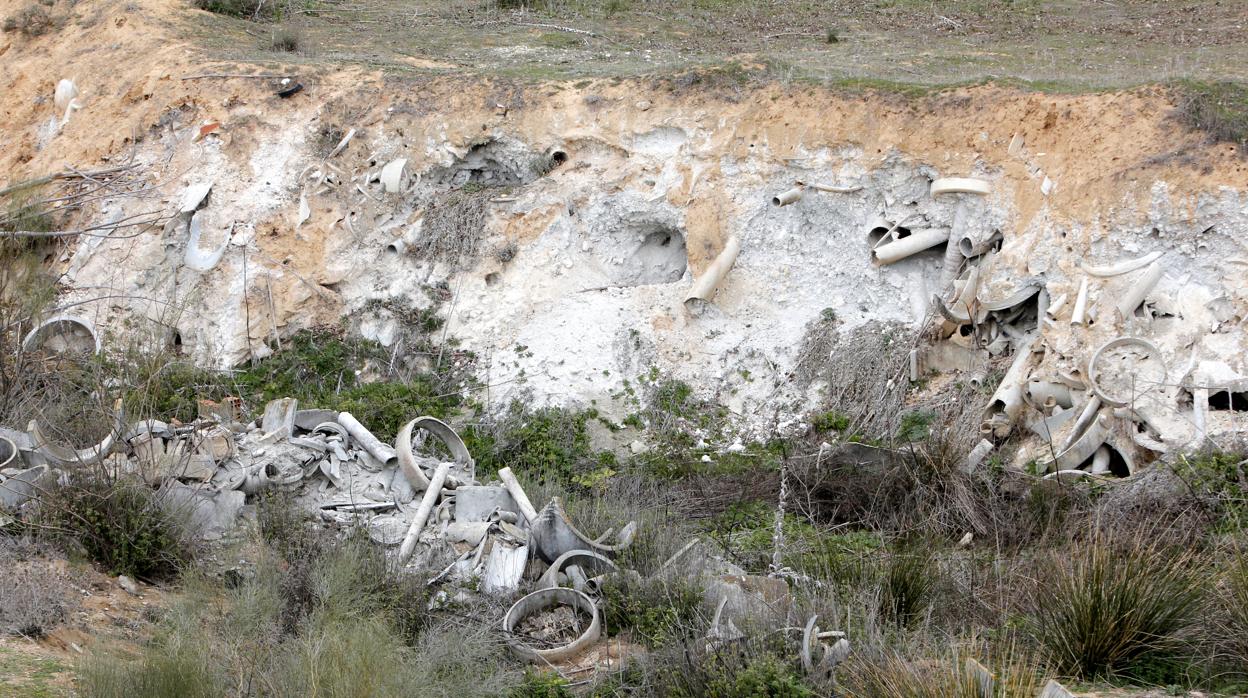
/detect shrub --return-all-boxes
[192,0,277,21]
[1,4,54,36]
[37,473,191,581]
[880,545,937,628]
[1173,80,1248,150]
[601,573,706,648]
[1027,538,1205,679]
[0,537,78,637]
[467,401,595,486]
[839,650,1042,697]
[1218,554,1248,674]
[269,24,301,52]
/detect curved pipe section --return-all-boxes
[503,587,601,663]
[1088,337,1165,407]
[22,315,101,355]
[28,400,124,467]
[184,212,231,272]
[537,549,618,590]
[395,416,474,492]
[684,235,741,311]
[1080,251,1164,278]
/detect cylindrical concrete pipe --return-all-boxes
[980,333,1039,438]
[930,177,991,286]
[398,461,451,562]
[498,466,539,524]
[958,228,1003,258]
[337,412,397,467]
[22,315,101,355]
[1070,277,1090,325]
[503,587,601,663]
[684,235,741,310]
[1112,261,1164,320]
[1192,386,1209,444]
[871,228,949,266]
[772,186,804,206]
[28,399,124,467]
[1090,445,1112,475]
[0,436,17,469]
[1026,381,1074,409]
[1088,336,1165,407]
[1061,395,1102,451]
[184,213,231,272]
[1045,412,1112,472]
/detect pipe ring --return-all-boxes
[1088,337,1166,408]
[503,587,601,663]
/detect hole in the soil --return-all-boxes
[549,150,568,168]
[1209,390,1248,412]
[172,331,184,355]
[431,138,543,188]
[484,272,500,286]
[958,324,974,337]
[618,227,688,286]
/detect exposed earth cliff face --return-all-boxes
[4,0,1247,469]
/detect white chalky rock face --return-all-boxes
[47,82,1248,470]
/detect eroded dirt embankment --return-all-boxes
[4,0,1248,469]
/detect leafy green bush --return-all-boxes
[511,670,572,697]
[601,574,706,648]
[467,401,595,486]
[810,410,849,433]
[1028,539,1205,679]
[192,0,278,20]
[38,474,190,581]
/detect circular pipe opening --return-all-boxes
[0,436,17,469]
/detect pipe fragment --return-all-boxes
[980,334,1039,438]
[28,400,124,467]
[871,228,949,265]
[503,587,601,663]
[1070,277,1090,325]
[684,235,741,311]
[498,467,539,524]
[337,412,397,467]
[1079,251,1164,278]
[772,187,804,206]
[395,416,474,492]
[1111,261,1164,320]
[398,462,451,562]
[1087,337,1165,407]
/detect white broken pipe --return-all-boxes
[398,462,451,562]
[498,466,539,524]
[327,128,356,159]
[958,228,1003,258]
[1193,386,1209,444]
[1080,250,1163,278]
[1091,445,1112,475]
[772,186,804,206]
[1070,277,1090,325]
[964,439,994,473]
[908,349,919,382]
[1062,395,1102,452]
[394,419,433,491]
[871,228,949,266]
[337,412,397,467]
[684,235,741,310]
[1026,381,1073,409]
[184,213,231,272]
[380,158,407,194]
[1112,261,1164,320]
[1046,412,1112,472]
[939,200,970,285]
[980,334,1038,438]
